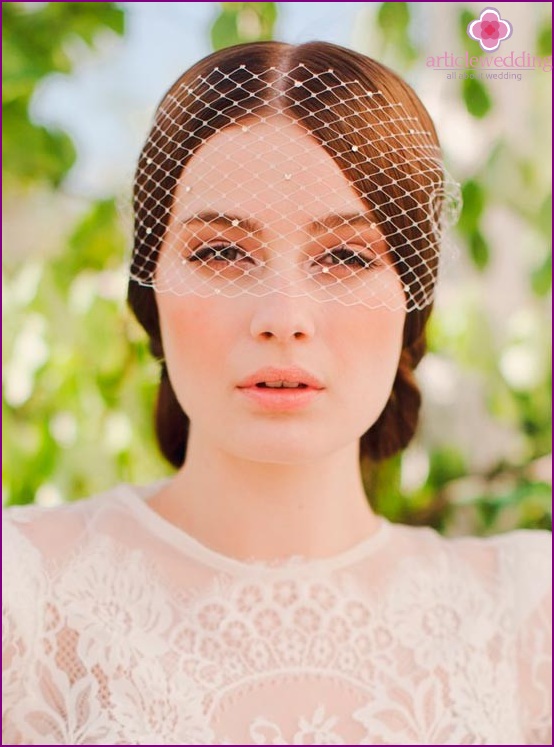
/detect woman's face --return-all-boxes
[155,115,406,463]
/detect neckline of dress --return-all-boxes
[118,481,392,576]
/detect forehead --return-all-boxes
[172,114,366,223]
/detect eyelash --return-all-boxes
[187,243,382,270]
[188,244,253,264]
[315,247,380,270]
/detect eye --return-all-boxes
[187,243,256,265]
[313,246,381,271]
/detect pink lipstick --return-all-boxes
[236,366,325,412]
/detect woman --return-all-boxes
[3,41,551,745]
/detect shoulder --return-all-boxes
[484,527,552,581]
[428,526,551,624]
[487,529,552,630]
[443,525,552,567]
[453,528,551,606]
[2,484,150,632]
[2,483,140,570]
[390,522,551,608]
[405,521,551,571]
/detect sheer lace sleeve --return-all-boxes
[2,510,47,745]
[498,530,552,745]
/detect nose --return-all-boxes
[249,290,316,342]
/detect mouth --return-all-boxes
[254,381,309,389]
[237,366,324,390]
[237,367,324,411]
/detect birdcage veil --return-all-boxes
[129,43,461,313]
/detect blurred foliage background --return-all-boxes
[2,2,551,535]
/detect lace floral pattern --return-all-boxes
[2,485,552,745]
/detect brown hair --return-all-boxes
[128,40,442,467]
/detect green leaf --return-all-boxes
[363,453,404,520]
[376,2,418,64]
[536,20,552,55]
[427,446,467,488]
[44,2,125,44]
[530,252,552,297]
[257,2,278,28]
[2,101,76,188]
[468,230,490,270]
[66,199,126,275]
[2,1,125,190]
[458,8,482,57]
[537,193,552,237]
[377,2,410,34]
[211,10,240,51]
[211,2,277,51]
[458,179,485,233]
[461,76,492,118]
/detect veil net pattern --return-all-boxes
[130,64,461,311]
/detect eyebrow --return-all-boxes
[310,212,379,234]
[178,210,380,235]
[179,211,261,235]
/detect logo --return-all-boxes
[467,7,513,53]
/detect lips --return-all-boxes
[237,366,325,390]
[256,381,307,389]
[236,366,325,412]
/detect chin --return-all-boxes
[243,447,327,466]
[219,425,359,465]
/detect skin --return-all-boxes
[147,114,406,562]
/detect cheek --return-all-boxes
[156,296,235,394]
[332,308,404,393]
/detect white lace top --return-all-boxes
[2,482,551,745]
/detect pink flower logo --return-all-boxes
[467,7,513,52]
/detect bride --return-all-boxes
[3,40,551,745]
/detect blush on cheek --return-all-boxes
[348,311,404,404]
[156,294,239,409]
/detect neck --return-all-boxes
[148,430,379,562]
